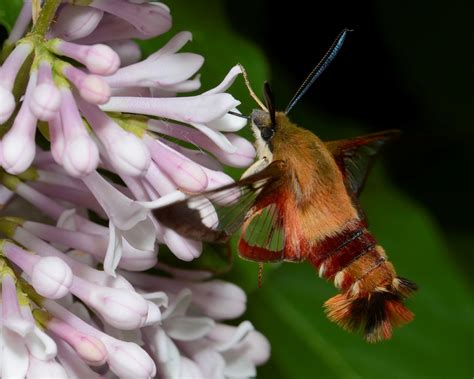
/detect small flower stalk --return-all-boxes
[0,1,268,378]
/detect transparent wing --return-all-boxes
[153,161,286,243]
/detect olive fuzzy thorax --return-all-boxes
[251,109,275,143]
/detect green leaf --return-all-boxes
[246,165,474,379]
[0,0,23,32]
[158,243,233,275]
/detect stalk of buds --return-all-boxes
[0,1,269,377]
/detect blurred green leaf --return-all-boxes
[158,243,233,275]
[0,0,22,32]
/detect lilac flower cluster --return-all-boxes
[0,1,269,377]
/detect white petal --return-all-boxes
[144,301,162,326]
[163,289,192,319]
[104,220,122,276]
[203,65,242,95]
[213,321,254,352]
[149,31,192,59]
[26,356,68,379]
[164,316,215,341]
[222,350,256,378]
[207,109,247,132]
[163,228,202,261]
[191,346,225,379]
[4,317,33,336]
[138,191,186,209]
[142,291,168,308]
[82,171,150,230]
[120,215,156,251]
[190,123,237,153]
[56,208,78,230]
[102,93,239,124]
[150,328,181,379]
[25,327,57,360]
[179,357,204,379]
[2,329,29,379]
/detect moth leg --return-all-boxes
[241,157,270,179]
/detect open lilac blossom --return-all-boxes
[0,0,269,377]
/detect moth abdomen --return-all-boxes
[308,221,417,342]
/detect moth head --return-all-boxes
[251,81,277,145]
[251,109,275,143]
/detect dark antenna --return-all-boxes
[263,81,276,126]
[228,111,250,120]
[285,28,352,115]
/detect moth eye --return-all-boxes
[260,127,274,141]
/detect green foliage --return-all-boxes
[0,0,22,32]
[158,243,234,275]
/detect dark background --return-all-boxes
[225,0,474,277]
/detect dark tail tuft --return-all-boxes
[324,277,417,343]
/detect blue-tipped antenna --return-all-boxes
[285,28,352,115]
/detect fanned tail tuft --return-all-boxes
[324,277,417,343]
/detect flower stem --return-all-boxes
[31,0,62,37]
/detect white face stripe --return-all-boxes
[251,121,273,162]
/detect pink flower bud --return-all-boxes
[31,256,73,299]
[30,83,62,121]
[48,317,108,366]
[51,40,120,75]
[188,280,247,320]
[146,137,208,192]
[79,100,150,176]
[63,65,110,104]
[107,132,151,177]
[93,287,149,329]
[103,338,156,379]
[83,43,120,75]
[163,227,202,261]
[62,135,99,177]
[71,276,148,329]
[0,86,16,123]
[2,73,38,174]
[56,339,103,379]
[51,5,104,41]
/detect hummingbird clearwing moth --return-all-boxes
[153,29,417,342]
